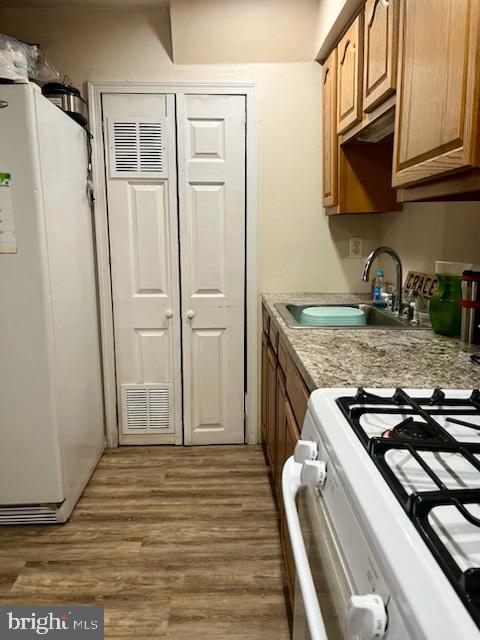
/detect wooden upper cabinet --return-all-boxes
[322,49,338,207]
[363,0,398,112]
[392,0,480,188]
[337,12,364,134]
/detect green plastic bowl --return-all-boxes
[300,306,366,327]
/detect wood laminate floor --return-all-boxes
[0,445,290,639]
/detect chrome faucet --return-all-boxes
[362,246,404,314]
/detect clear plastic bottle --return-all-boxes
[373,268,385,307]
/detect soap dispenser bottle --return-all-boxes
[373,268,385,307]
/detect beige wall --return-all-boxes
[0,6,380,295]
[170,0,319,64]
[380,203,480,280]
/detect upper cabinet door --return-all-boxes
[392,0,480,188]
[322,49,338,207]
[337,13,364,134]
[363,0,398,112]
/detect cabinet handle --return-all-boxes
[186,310,196,319]
[368,0,389,29]
[339,39,352,66]
[165,309,173,319]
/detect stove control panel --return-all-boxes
[295,440,327,486]
[300,459,326,487]
[345,594,387,640]
[294,439,318,463]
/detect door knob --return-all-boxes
[165,309,173,319]
[186,310,196,319]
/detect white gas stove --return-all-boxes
[283,387,480,640]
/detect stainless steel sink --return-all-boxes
[275,303,422,330]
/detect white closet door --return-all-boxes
[102,94,182,445]
[178,94,246,445]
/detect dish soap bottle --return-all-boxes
[373,268,385,307]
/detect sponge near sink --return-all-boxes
[300,306,366,327]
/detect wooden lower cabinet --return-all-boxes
[286,355,310,429]
[281,399,301,604]
[261,311,306,622]
[261,332,268,443]
[275,370,287,490]
[266,344,277,470]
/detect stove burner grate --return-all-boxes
[382,417,447,442]
[336,387,480,629]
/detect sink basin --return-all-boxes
[275,303,421,330]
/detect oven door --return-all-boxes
[283,457,354,640]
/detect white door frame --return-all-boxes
[88,81,258,447]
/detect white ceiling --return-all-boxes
[0,0,169,7]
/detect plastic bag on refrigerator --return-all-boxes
[0,34,38,82]
[0,34,60,83]
[30,48,60,83]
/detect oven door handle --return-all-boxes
[282,455,329,640]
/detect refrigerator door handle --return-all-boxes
[282,455,329,640]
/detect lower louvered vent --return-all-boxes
[121,384,173,434]
[0,505,60,525]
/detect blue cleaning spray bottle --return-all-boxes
[373,268,385,307]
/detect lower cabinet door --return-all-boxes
[275,370,287,492]
[282,399,301,606]
[266,345,277,471]
[261,333,268,443]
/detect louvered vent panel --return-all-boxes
[148,388,171,429]
[121,384,174,434]
[139,122,164,173]
[0,505,60,525]
[108,118,168,179]
[125,388,148,429]
[112,122,139,173]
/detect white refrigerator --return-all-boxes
[0,83,104,524]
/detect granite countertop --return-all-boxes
[262,293,480,392]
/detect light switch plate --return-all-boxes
[349,237,364,259]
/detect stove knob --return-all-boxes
[294,440,318,463]
[344,594,387,640]
[300,460,326,487]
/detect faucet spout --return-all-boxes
[362,246,403,314]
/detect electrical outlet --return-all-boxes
[349,237,364,259]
